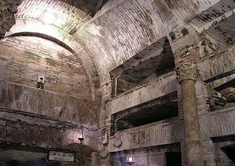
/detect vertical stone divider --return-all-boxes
[176,62,204,166]
[176,82,187,166]
[110,75,117,98]
[98,80,113,166]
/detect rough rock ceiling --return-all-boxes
[0,36,91,99]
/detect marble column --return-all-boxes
[176,62,204,166]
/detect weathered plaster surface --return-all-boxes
[0,80,100,126]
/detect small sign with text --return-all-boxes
[48,151,75,162]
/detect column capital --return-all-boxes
[176,62,198,83]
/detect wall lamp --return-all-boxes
[126,155,135,165]
[78,127,85,144]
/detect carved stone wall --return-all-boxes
[221,87,235,103]
[0,80,100,126]
[0,0,21,38]
[0,108,99,150]
[176,62,198,83]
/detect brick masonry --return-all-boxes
[0,80,100,126]
[0,37,91,99]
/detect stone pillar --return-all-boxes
[176,62,204,166]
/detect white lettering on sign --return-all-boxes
[48,151,75,162]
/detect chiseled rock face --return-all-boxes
[113,138,122,148]
[100,150,109,159]
[101,164,108,166]
[0,109,99,152]
[221,87,235,102]
[90,152,99,166]
[0,0,22,38]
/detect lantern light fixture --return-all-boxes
[78,133,85,142]
[126,155,135,165]
[78,126,85,144]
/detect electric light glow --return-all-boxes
[126,155,135,165]
[42,13,56,24]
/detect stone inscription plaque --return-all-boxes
[48,151,75,162]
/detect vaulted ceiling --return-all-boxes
[73,0,223,84]
[16,0,92,34]
[1,0,234,100]
[1,0,109,100]
[0,36,91,99]
[0,0,234,126]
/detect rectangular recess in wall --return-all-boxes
[214,78,235,91]
[111,92,178,135]
[110,37,175,97]
[166,152,182,166]
[110,143,181,166]
[211,78,235,110]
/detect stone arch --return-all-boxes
[6,18,101,100]
[74,0,221,86]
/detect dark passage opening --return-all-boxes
[111,92,178,135]
[110,37,175,97]
[166,152,182,166]
[221,144,235,164]
[215,79,235,92]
